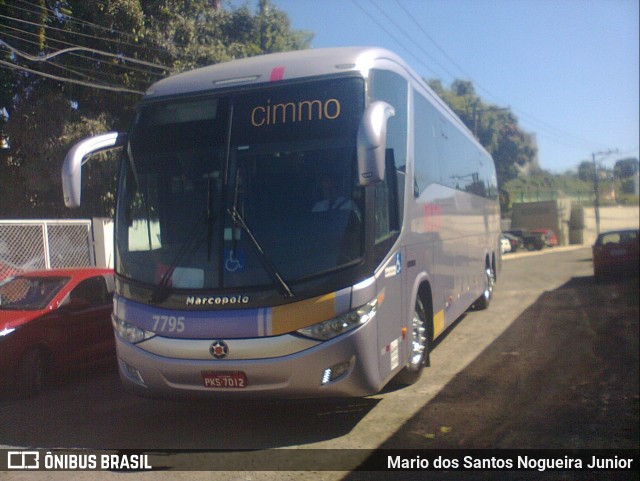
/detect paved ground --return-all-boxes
[2,246,637,481]
[345,254,639,480]
[380,276,638,450]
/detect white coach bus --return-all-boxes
[62,47,501,398]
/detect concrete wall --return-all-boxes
[92,217,114,268]
[511,199,572,245]
[503,203,638,247]
[580,206,639,246]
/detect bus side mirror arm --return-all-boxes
[62,132,127,207]
[357,101,395,186]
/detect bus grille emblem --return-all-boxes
[210,340,229,359]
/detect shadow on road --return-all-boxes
[0,363,379,450]
[2,261,637,464]
[341,273,639,480]
[382,273,638,450]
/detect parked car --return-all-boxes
[502,233,522,252]
[0,268,115,396]
[592,229,639,282]
[500,236,512,254]
[505,229,545,251]
[530,229,558,247]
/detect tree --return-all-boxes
[578,160,595,182]
[614,157,639,179]
[141,0,312,72]
[0,0,150,218]
[0,0,312,218]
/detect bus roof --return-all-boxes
[144,47,410,99]
[143,46,483,152]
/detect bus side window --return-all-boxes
[413,90,440,197]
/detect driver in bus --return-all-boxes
[312,174,361,220]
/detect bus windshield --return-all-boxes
[116,77,365,292]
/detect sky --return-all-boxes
[240,0,639,174]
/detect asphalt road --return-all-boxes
[1,246,637,481]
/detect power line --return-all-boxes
[0,12,168,68]
[0,59,144,94]
[45,55,147,91]
[349,0,442,79]
[0,3,171,94]
[0,39,168,70]
[0,26,167,81]
[375,0,609,154]
[12,0,168,57]
[0,37,168,71]
[513,109,608,152]
[0,35,164,92]
[364,0,460,82]
[14,0,135,41]
[392,0,474,82]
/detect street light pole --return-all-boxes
[592,149,618,235]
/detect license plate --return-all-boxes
[202,371,247,389]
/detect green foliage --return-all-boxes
[0,0,312,218]
[428,78,638,212]
[577,160,595,182]
[503,171,592,206]
[614,157,639,179]
[503,167,640,210]
[141,0,312,72]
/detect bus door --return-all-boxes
[369,67,409,382]
[376,248,406,382]
[372,155,406,383]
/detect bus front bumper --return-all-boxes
[114,318,383,399]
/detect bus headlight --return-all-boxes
[112,315,155,344]
[296,298,377,341]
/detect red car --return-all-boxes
[592,229,639,282]
[0,268,115,396]
[530,229,558,247]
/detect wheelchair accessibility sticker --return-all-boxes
[225,249,245,272]
[384,252,402,278]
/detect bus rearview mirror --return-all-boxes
[357,101,395,186]
[62,132,126,207]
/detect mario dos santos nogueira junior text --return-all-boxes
[387,454,635,472]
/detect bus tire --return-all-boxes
[395,298,429,385]
[472,265,494,311]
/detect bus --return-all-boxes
[62,47,501,398]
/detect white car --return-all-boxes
[500,236,512,254]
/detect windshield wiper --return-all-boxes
[151,170,220,303]
[227,206,294,299]
[204,172,217,262]
[152,210,210,304]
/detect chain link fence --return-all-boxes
[0,220,94,280]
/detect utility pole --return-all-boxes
[592,149,618,235]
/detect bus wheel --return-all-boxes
[472,266,494,310]
[396,298,429,385]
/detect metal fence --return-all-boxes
[0,220,94,280]
[508,190,594,205]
